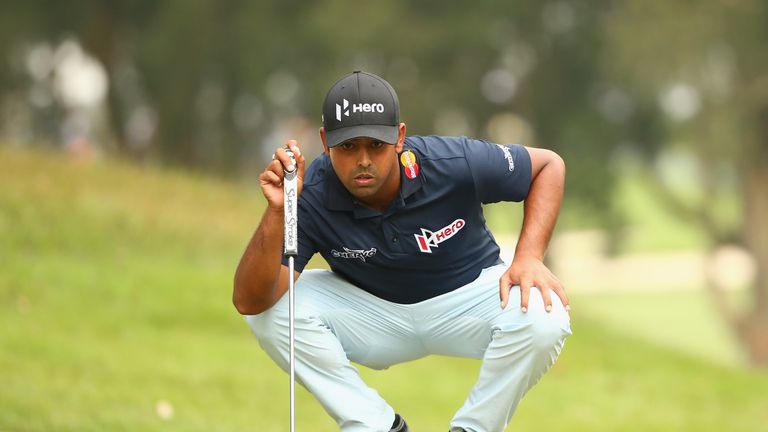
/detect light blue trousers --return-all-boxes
[245,264,571,432]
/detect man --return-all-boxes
[234,71,571,432]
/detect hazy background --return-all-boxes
[2,1,767,430]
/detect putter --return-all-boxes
[283,148,298,432]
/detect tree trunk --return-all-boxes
[739,147,768,367]
[80,2,127,154]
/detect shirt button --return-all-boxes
[392,237,398,243]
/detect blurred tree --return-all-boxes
[0,0,623,232]
[604,0,768,366]
[0,0,161,153]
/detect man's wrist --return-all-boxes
[512,247,545,262]
[264,205,284,217]
[261,206,286,231]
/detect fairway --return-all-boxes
[2,149,767,431]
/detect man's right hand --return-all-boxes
[234,140,306,315]
[259,140,306,210]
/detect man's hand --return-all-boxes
[499,253,570,313]
[259,140,306,210]
[234,140,306,315]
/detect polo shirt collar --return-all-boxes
[400,160,423,199]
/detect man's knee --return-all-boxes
[515,288,571,355]
[245,308,288,350]
[531,315,570,353]
[245,308,349,371]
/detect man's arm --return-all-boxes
[499,146,570,313]
[233,141,305,315]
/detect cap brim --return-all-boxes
[326,125,399,148]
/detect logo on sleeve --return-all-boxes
[331,246,377,262]
[414,219,465,253]
[496,144,515,172]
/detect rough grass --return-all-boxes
[1,148,766,431]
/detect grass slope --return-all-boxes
[1,148,766,431]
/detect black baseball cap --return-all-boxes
[322,71,400,147]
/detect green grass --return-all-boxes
[610,167,712,254]
[1,148,767,431]
[573,289,751,367]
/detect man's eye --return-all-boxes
[340,142,354,150]
[371,141,384,148]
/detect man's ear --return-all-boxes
[319,127,330,155]
[395,123,406,153]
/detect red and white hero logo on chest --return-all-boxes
[414,219,466,253]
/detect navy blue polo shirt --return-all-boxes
[281,135,532,304]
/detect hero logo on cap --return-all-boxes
[322,71,400,147]
[336,98,386,122]
[336,99,350,121]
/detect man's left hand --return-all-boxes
[499,254,570,313]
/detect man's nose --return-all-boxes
[358,149,372,167]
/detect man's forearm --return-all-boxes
[233,208,285,314]
[515,153,565,260]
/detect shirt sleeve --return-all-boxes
[462,138,532,204]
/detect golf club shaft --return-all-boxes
[283,148,298,432]
[288,256,295,432]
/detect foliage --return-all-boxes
[0,1,620,208]
[603,0,768,365]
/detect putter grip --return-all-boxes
[283,149,298,256]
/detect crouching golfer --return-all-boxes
[234,71,571,432]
